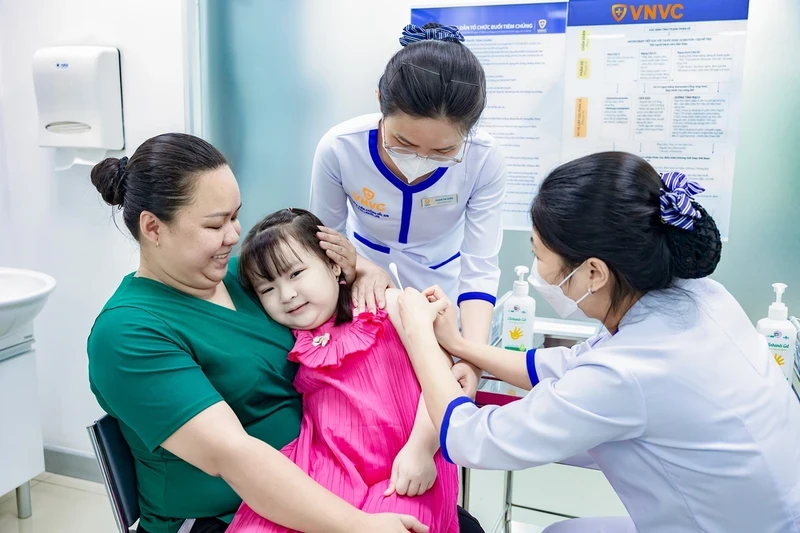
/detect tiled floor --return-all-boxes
[0,473,116,533]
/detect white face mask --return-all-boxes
[527,258,592,320]
[387,153,443,182]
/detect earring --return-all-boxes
[156,239,160,248]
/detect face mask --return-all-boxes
[527,258,592,320]
[387,153,443,182]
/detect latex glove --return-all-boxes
[316,227,357,284]
[384,441,438,498]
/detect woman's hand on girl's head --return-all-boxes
[317,227,358,284]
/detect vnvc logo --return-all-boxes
[352,187,386,212]
[611,3,684,22]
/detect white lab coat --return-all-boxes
[309,113,506,305]
[443,278,800,533]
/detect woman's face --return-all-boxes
[382,112,465,160]
[253,238,342,331]
[157,165,242,291]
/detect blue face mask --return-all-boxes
[527,258,592,319]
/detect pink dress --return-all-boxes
[227,310,460,533]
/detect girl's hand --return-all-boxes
[421,286,462,354]
[384,441,438,498]
[316,227,358,284]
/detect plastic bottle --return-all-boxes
[502,266,536,352]
[756,283,798,382]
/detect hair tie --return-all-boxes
[118,156,129,178]
[399,24,465,47]
[659,171,705,231]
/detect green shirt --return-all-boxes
[88,258,301,533]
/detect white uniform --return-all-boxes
[310,113,505,306]
[442,278,800,533]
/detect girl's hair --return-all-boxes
[378,22,486,135]
[239,208,352,325]
[90,133,228,240]
[531,152,722,315]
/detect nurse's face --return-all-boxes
[382,112,466,161]
[254,239,342,330]
[151,166,242,290]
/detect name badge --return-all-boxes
[421,194,458,208]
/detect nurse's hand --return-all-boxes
[352,258,393,314]
[398,287,450,329]
[349,513,429,533]
[317,227,358,284]
[451,362,479,399]
[421,286,462,354]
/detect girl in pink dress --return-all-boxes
[229,208,459,533]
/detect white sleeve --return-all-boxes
[309,132,349,233]
[441,363,647,470]
[457,144,506,306]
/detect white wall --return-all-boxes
[0,0,187,454]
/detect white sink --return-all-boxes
[0,267,56,339]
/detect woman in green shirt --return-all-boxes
[87,133,482,533]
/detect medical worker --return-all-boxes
[310,22,506,354]
[397,152,800,533]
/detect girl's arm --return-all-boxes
[383,289,453,496]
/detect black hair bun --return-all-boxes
[90,157,127,207]
[666,202,722,279]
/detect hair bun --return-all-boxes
[90,156,127,207]
[666,202,722,279]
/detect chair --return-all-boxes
[87,414,140,533]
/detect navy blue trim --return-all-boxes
[440,396,475,464]
[457,292,497,306]
[353,232,390,254]
[368,129,449,244]
[431,252,461,270]
[526,349,539,387]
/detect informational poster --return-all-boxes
[412,3,569,231]
[561,0,751,239]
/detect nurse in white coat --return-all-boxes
[310,23,506,360]
[397,152,800,533]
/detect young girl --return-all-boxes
[228,208,459,533]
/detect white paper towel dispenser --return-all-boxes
[32,46,124,149]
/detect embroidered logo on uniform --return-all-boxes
[421,194,458,208]
[351,187,389,219]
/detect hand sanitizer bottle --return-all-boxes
[756,283,798,382]
[502,266,536,352]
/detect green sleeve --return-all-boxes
[88,306,223,452]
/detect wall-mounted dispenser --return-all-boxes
[32,46,124,150]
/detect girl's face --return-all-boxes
[253,238,341,330]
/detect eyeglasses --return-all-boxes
[381,121,467,166]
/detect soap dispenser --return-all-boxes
[756,283,798,382]
[502,266,536,352]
